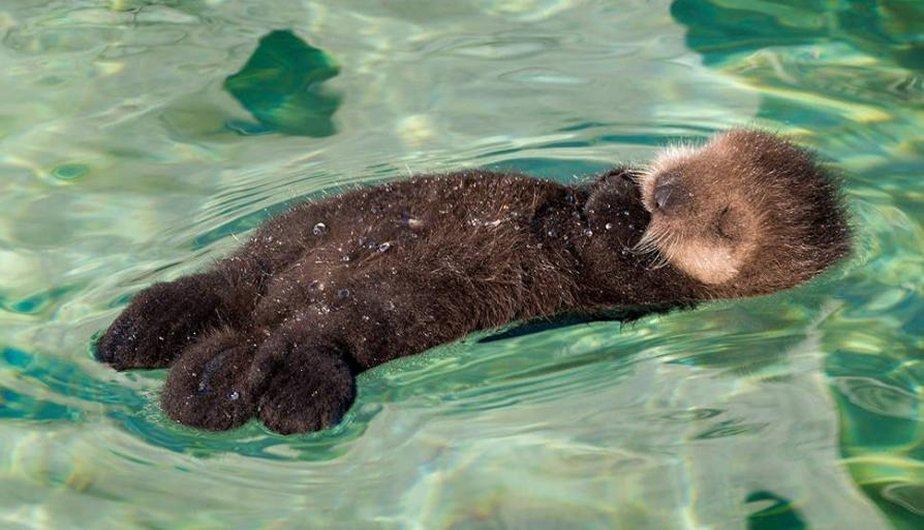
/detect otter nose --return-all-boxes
[654,183,677,211]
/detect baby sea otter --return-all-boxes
[95,130,851,434]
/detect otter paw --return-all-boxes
[162,328,259,431]
[250,334,356,435]
[96,274,225,370]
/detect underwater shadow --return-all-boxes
[746,491,807,530]
[670,0,922,70]
[224,30,342,137]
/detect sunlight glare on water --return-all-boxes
[0,1,921,529]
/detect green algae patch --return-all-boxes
[224,30,341,137]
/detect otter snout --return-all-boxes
[654,182,676,210]
[651,172,689,213]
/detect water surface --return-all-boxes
[0,1,921,529]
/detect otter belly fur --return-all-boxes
[95,129,851,434]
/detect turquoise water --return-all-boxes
[0,0,921,528]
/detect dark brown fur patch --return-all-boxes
[96,130,851,434]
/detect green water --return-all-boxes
[0,0,921,528]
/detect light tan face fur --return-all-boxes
[636,133,760,285]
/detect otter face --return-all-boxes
[636,130,851,296]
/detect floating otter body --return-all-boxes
[95,130,851,434]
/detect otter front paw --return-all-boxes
[96,274,226,370]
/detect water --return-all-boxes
[0,1,921,528]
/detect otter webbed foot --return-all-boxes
[249,320,357,435]
[158,317,356,435]
[161,328,259,431]
[95,274,232,370]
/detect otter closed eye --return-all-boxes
[94,129,852,434]
[715,206,735,240]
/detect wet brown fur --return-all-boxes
[636,130,852,296]
[95,130,851,434]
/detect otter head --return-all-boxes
[637,129,852,297]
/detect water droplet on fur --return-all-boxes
[547,229,557,237]
[583,229,593,237]
[312,222,328,235]
[605,223,613,230]
[402,213,423,229]
[341,255,351,262]
[337,288,350,299]
[229,391,240,401]
[377,242,391,253]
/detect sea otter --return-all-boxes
[95,130,851,434]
